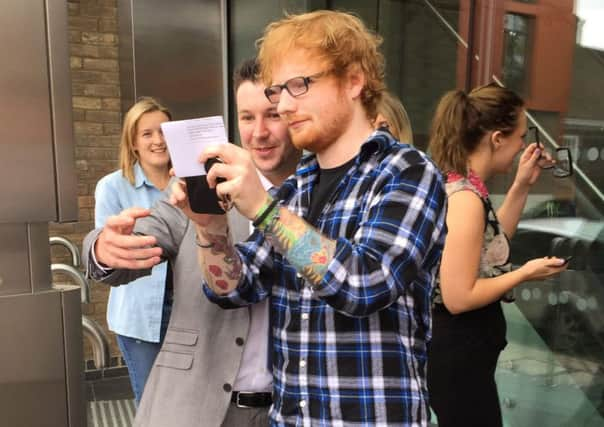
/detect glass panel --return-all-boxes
[502,13,534,96]
[492,1,604,426]
[377,0,463,150]
[228,0,309,144]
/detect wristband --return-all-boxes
[252,196,279,228]
[195,234,214,249]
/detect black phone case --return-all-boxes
[184,175,225,214]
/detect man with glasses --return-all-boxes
[169,10,447,426]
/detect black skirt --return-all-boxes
[427,302,507,427]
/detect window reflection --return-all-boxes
[502,13,533,96]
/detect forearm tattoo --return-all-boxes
[265,207,336,286]
[196,229,241,293]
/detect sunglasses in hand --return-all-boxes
[527,126,573,178]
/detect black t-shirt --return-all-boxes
[306,157,356,226]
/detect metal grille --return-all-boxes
[88,399,135,427]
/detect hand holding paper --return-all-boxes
[161,116,228,214]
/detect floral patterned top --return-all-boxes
[433,170,513,305]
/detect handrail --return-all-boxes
[492,75,604,205]
[49,236,81,268]
[82,316,111,370]
[51,263,90,304]
[420,1,604,208]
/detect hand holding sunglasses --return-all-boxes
[527,126,573,178]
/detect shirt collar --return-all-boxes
[295,128,396,176]
[256,170,274,191]
[133,162,150,189]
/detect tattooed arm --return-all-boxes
[254,157,447,317]
[194,222,243,295]
[255,195,336,287]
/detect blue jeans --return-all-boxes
[117,299,171,404]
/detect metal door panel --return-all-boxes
[0,224,31,296]
[0,1,56,222]
[0,292,69,426]
[119,0,225,121]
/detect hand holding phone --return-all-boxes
[184,157,226,215]
[205,157,226,184]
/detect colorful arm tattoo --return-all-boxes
[260,206,336,286]
[195,227,241,294]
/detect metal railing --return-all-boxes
[51,263,90,304]
[423,0,604,208]
[82,316,111,371]
[49,235,81,268]
[50,236,111,369]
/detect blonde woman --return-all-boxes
[373,91,413,143]
[93,97,172,404]
[427,84,567,426]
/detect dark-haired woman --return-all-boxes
[427,84,567,426]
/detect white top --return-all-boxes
[232,170,273,392]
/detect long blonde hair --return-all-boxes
[119,97,172,184]
[428,83,524,176]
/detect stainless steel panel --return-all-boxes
[61,286,86,427]
[46,0,78,222]
[119,0,225,120]
[0,0,56,223]
[0,291,69,427]
[0,224,31,296]
[29,222,52,293]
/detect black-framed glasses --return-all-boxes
[264,71,327,104]
[526,126,573,178]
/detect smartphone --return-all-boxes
[561,255,573,265]
[185,175,224,214]
[184,157,226,214]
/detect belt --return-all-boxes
[231,391,272,408]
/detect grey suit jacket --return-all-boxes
[83,199,253,427]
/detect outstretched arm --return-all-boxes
[93,207,163,270]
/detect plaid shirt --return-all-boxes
[205,131,447,426]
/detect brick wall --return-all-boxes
[50,0,122,363]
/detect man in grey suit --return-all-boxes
[83,58,301,427]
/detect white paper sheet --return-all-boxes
[161,116,228,177]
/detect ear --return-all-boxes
[345,64,365,100]
[490,130,504,150]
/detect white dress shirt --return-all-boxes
[232,171,273,392]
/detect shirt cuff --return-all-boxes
[88,238,114,280]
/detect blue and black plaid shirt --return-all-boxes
[205,131,447,426]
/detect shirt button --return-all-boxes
[223,383,232,392]
[301,313,309,320]
[299,399,307,408]
[300,359,306,368]
[235,337,244,346]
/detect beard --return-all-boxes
[288,103,354,155]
